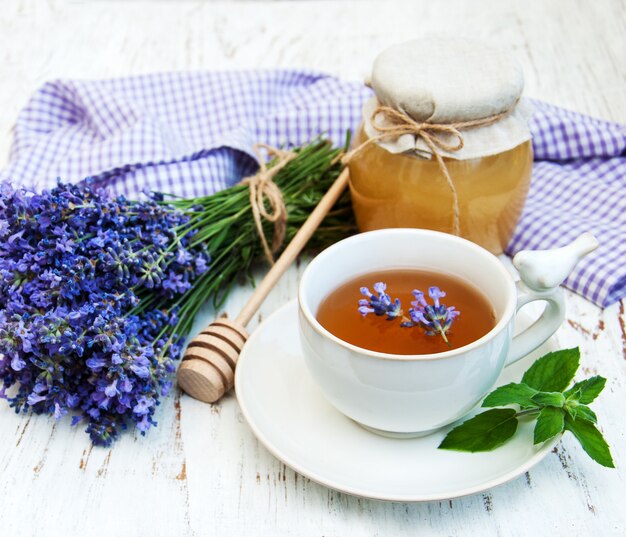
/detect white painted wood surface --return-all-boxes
[0,0,625,535]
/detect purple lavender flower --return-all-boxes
[0,180,211,446]
[408,286,460,344]
[163,271,192,296]
[359,282,403,320]
[194,255,209,275]
[133,395,154,416]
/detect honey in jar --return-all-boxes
[347,39,534,255]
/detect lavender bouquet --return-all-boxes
[0,140,352,446]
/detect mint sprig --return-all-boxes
[438,348,615,468]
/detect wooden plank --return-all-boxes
[0,0,624,535]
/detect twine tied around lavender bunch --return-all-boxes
[240,143,298,265]
[342,105,513,235]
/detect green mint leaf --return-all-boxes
[566,403,598,424]
[522,348,580,392]
[564,414,615,468]
[531,391,566,407]
[438,409,518,452]
[566,386,583,402]
[482,382,538,408]
[564,376,607,404]
[533,407,565,444]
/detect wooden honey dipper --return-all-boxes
[177,167,350,403]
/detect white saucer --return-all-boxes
[235,300,560,502]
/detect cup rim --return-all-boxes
[298,229,517,362]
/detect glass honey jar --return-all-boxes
[347,39,534,255]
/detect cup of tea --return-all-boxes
[297,229,598,437]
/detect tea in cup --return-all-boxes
[298,229,597,437]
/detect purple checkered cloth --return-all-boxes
[2,70,625,307]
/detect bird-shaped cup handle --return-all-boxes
[505,233,599,366]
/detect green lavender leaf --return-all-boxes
[482,382,538,408]
[533,406,565,444]
[564,414,614,468]
[566,402,597,424]
[531,391,566,407]
[564,376,606,404]
[438,409,518,452]
[521,348,580,392]
[154,139,356,336]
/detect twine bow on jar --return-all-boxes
[342,105,512,236]
[240,143,297,265]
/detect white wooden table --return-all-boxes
[1,1,625,535]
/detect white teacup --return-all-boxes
[298,229,598,437]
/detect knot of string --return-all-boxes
[240,143,297,265]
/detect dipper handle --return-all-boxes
[177,168,351,403]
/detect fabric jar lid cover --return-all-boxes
[364,38,533,160]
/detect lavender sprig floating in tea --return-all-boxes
[358,283,459,343]
[358,282,402,319]
[405,287,460,344]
